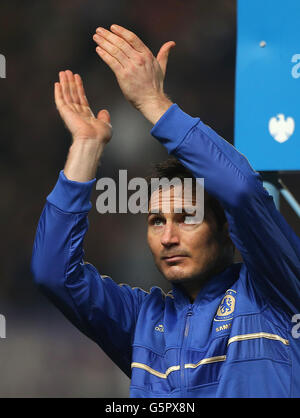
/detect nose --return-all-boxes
[161,222,180,247]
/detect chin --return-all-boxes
[161,259,222,284]
[162,266,200,283]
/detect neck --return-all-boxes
[178,277,211,303]
[177,260,233,303]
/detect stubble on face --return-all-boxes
[147,185,232,298]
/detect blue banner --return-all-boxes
[235,0,300,171]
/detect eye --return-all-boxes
[150,216,164,226]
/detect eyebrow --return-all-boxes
[147,208,196,217]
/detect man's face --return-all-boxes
[147,184,230,286]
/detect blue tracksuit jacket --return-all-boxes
[31,104,300,398]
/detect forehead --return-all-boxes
[148,184,197,213]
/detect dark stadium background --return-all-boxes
[0,0,299,397]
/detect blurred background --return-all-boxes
[0,0,298,397]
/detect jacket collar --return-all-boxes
[170,263,242,310]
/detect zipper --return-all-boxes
[180,307,193,395]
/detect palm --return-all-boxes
[55,71,112,143]
[60,101,109,141]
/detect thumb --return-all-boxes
[156,41,176,77]
[97,109,112,127]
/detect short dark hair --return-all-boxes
[146,156,227,230]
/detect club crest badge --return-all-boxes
[214,289,236,322]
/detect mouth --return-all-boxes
[162,255,188,263]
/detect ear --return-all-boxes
[222,222,235,252]
[221,221,231,242]
[222,221,230,235]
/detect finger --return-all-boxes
[97,109,112,127]
[156,41,176,77]
[54,82,66,110]
[110,24,147,54]
[95,27,136,59]
[96,45,123,74]
[59,71,72,104]
[65,70,80,105]
[93,34,128,67]
[74,74,89,107]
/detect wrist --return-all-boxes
[64,138,106,182]
[139,95,173,125]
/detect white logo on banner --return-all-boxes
[268,114,295,143]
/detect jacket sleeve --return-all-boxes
[151,104,300,314]
[31,170,147,377]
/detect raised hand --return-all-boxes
[55,70,112,144]
[93,25,175,124]
[55,70,112,182]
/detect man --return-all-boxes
[146,158,236,303]
[31,25,300,398]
